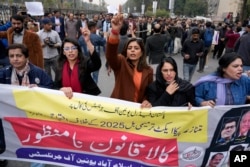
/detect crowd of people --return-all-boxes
[0,9,250,167]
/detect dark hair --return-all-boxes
[217,52,242,77]
[120,21,129,36]
[211,153,224,160]
[7,43,29,58]
[80,13,85,16]
[121,38,150,72]
[222,118,237,129]
[58,38,85,71]
[87,21,97,30]
[11,15,24,23]
[236,26,242,32]
[158,56,178,78]
[192,28,200,34]
[206,21,212,28]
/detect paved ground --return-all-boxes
[5,51,219,167]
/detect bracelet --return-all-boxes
[111,29,119,36]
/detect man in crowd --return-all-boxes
[76,13,88,55]
[0,43,52,87]
[181,28,204,82]
[37,18,62,80]
[146,23,170,65]
[65,13,78,40]
[51,10,65,41]
[0,15,43,69]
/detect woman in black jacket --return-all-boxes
[143,57,195,107]
[54,29,101,99]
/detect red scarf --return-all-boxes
[62,61,82,93]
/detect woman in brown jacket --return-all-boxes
[106,13,153,107]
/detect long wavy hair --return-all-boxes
[121,38,150,72]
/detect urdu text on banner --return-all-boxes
[0,84,249,166]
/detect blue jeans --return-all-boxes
[165,38,174,54]
[78,36,88,56]
[30,163,45,167]
[183,63,197,82]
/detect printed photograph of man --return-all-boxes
[216,118,237,145]
[238,111,250,137]
[207,152,225,167]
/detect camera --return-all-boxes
[44,37,55,47]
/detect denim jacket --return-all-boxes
[195,75,250,106]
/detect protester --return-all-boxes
[0,43,52,88]
[195,52,250,107]
[88,21,106,84]
[65,13,78,40]
[54,27,101,99]
[181,28,204,82]
[51,10,65,41]
[145,23,170,64]
[197,21,214,73]
[142,57,194,107]
[225,24,240,53]
[0,43,53,167]
[106,13,153,104]
[37,18,62,80]
[0,15,44,68]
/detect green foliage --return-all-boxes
[180,0,208,17]
[145,9,169,18]
[156,9,169,17]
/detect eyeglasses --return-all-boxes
[63,46,78,51]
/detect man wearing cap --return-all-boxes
[0,15,43,69]
[37,18,61,80]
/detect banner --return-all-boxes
[0,84,249,167]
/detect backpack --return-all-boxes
[203,28,213,47]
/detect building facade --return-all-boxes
[208,0,243,22]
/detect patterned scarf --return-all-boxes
[11,61,30,86]
[62,61,82,93]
